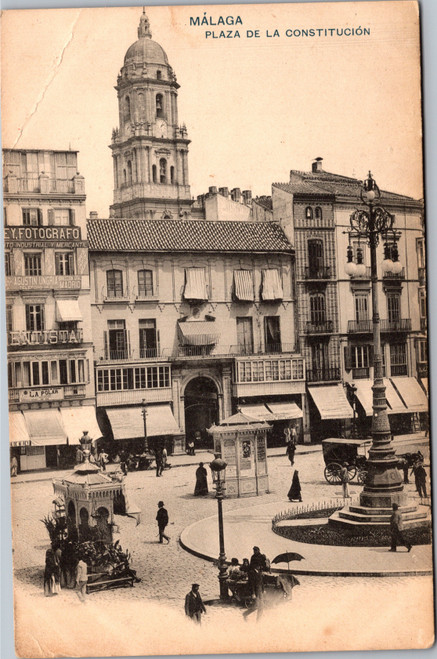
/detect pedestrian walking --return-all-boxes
[162,446,168,470]
[156,501,170,543]
[389,503,412,552]
[155,449,164,477]
[287,470,302,502]
[75,557,88,602]
[412,461,427,498]
[340,463,350,498]
[185,583,206,623]
[398,457,409,484]
[194,462,208,496]
[10,454,18,477]
[290,424,297,445]
[285,441,296,466]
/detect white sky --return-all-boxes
[1,2,423,217]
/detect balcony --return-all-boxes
[303,266,332,280]
[418,267,426,286]
[417,363,428,378]
[3,176,83,195]
[391,364,408,376]
[306,367,341,383]
[229,343,295,356]
[347,319,412,334]
[383,267,405,280]
[305,320,334,334]
[351,367,370,379]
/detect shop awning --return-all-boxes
[146,405,180,437]
[233,270,254,301]
[23,409,67,446]
[261,269,283,301]
[420,378,428,395]
[240,404,276,422]
[308,384,353,420]
[353,379,407,416]
[266,401,303,420]
[178,321,219,346]
[9,411,31,446]
[183,268,208,301]
[390,377,428,413]
[107,407,144,441]
[56,298,83,322]
[107,404,180,441]
[60,406,103,445]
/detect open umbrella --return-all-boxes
[272,552,305,564]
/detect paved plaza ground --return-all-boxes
[10,435,434,656]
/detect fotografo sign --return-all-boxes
[4,225,87,248]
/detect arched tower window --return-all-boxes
[123,169,127,185]
[125,95,131,121]
[152,165,157,183]
[305,206,313,219]
[157,70,162,80]
[156,93,164,118]
[159,158,167,184]
[315,206,323,220]
[170,166,175,184]
[127,160,133,185]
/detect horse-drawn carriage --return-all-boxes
[322,438,368,485]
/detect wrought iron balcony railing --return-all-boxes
[306,367,341,382]
[303,266,332,280]
[305,320,334,334]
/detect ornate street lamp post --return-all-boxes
[210,457,229,600]
[346,172,406,511]
[141,399,149,454]
[349,382,358,438]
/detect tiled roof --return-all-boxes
[275,169,417,202]
[88,218,293,253]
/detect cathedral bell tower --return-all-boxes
[110,9,192,219]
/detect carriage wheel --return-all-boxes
[357,469,367,484]
[324,463,342,484]
[347,465,357,482]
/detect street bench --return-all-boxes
[86,575,134,593]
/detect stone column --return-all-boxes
[221,366,233,420]
[301,392,311,444]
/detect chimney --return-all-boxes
[231,187,241,202]
[219,187,229,198]
[312,157,323,173]
[208,186,218,195]
[242,190,252,204]
[89,211,98,219]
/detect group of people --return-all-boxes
[43,542,89,603]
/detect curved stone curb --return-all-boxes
[179,504,433,578]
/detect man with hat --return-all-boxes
[156,501,170,544]
[185,583,206,623]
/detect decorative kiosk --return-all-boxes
[208,411,270,497]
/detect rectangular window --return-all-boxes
[24,253,42,276]
[135,367,146,389]
[22,362,31,386]
[25,304,44,331]
[51,361,59,384]
[355,295,368,322]
[107,319,128,359]
[416,238,425,269]
[419,290,426,319]
[6,305,13,333]
[22,208,42,226]
[139,319,158,357]
[42,361,49,385]
[55,252,74,275]
[418,340,427,364]
[5,253,11,276]
[69,360,76,383]
[53,209,71,225]
[387,294,400,322]
[59,360,68,385]
[138,270,154,297]
[264,316,281,352]
[310,294,326,325]
[106,270,124,298]
[390,343,407,376]
[32,362,40,386]
[236,317,254,355]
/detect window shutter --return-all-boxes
[48,209,54,226]
[344,346,352,372]
[69,252,74,274]
[126,329,131,358]
[368,344,374,366]
[37,209,43,225]
[41,305,45,331]
[104,331,109,359]
[69,209,75,225]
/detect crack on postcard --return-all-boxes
[13,10,82,148]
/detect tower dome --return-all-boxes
[123,9,169,67]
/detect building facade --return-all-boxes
[88,12,307,452]
[3,149,100,470]
[271,158,427,441]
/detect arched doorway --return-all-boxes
[184,377,219,448]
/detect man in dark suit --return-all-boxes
[156,501,170,544]
[184,583,206,623]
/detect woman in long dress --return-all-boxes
[287,470,302,502]
[194,462,208,496]
[43,547,61,596]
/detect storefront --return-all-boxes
[307,383,354,441]
[239,398,304,446]
[104,403,182,454]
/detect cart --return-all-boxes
[227,572,299,607]
[322,438,368,485]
